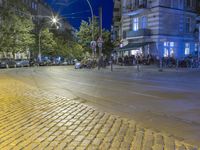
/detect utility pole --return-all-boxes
[98,7,103,70]
[198,24,200,67]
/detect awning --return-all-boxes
[114,42,153,52]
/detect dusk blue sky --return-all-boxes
[44,0,114,30]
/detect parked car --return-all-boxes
[61,61,68,66]
[39,59,52,66]
[0,58,16,68]
[52,61,61,66]
[74,62,82,69]
[16,59,30,67]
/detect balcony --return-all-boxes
[123,3,150,16]
[126,29,151,38]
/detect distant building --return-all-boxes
[113,0,200,59]
[112,0,122,41]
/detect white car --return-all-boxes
[74,62,82,69]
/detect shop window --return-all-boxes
[170,48,174,57]
[195,43,198,52]
[185,43,190,55]
[164,48,169,57]
[164,42,175,57]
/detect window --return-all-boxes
[164,42,175,57]
[0,0,2,6]
[133,18,139,31]
[178,0,184,9]
[195,43,198,52]
[185,43,190,55]
[123,31,127,39]
[164,48,169,57]
[32,2,35,9]
[186,0,192,7]
[185,17,191,32]
[34,3,37,10]
[139,0,143,5]
[141,16,147,29]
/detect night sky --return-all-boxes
[44,0,114,30]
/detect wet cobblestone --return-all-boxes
[0,77,199,150]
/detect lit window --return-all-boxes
[35,3,37,10]
[170,42,174,47]
[170,48,174,57]
[141,16,147,29]
[195,43,198,51]
[164,41,175,57]
[164,48,169,57]
[133,18,139,31]
[185,43,190,55]
[0,0,2,5]
[32,2,35,9]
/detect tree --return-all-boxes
[76,17,114,56]
[40,28,57,56]
[0,0,35,58]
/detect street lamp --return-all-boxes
[38,15,60,62]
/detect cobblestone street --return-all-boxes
[0,75,199,150]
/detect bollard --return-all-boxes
[159,58,163,72]
[176,59,179,70]
[111,61,113,72]
[136,59,140,72]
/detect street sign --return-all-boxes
[98,43,103,48]
[97,37,103,48]
[90,41,96,51]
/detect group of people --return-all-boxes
[114,54,200,68]
[116,54,154,66]
[80,53,200,69]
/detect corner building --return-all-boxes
[114,0,200,59]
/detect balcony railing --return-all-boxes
[126,29,151,38]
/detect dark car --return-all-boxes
[16,59,30,67]
[0,58,16,68]
[39,59,52,66]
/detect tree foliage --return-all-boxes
[76,17,114,56]
[0,0,35,58]
[40,28,57,56]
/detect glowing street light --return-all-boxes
[38,15,61,62]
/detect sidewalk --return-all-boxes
[0,77,199,149]
[95,65,200,73]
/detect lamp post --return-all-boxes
[86,0,94,41]
[38,15,60,62]
[86,0,97,58]
[198,23,200,66]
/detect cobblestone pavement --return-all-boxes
[0,76,199,150]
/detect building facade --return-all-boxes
[113,0,200,59]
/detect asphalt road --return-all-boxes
[1,66,200,146]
